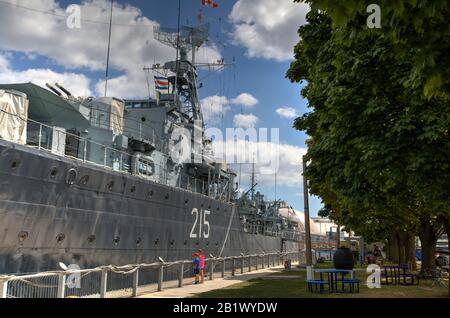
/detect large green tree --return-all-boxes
[288,6,450,277]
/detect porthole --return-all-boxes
[195,241,199,246]
[154,239,159,245]
[80,175,90,186]
[65,168,77,185]
[18,231,28,242]
[165,193,169,200]
[87,235,96,244]
[107,181,114,191]
[113,236,120,245]
[11,160,20,169]
[148,190,154,197]
[184,240,188,246]
[56,233,66,244]
[215,242,219,246]
[136,237,142,246]
[206,242,209,246]
[130,186,136,193]
[50,168,58,179]
[184,199,189,204]
[170,239,175,246]
[141,117,146,122]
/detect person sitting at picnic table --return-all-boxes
[192,252,201,285]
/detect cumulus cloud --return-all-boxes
[233,113,258,128]
[212,139,307,186]
[229,0,310,61]
[201,95,231,126]
[0,0,222,98]
[231,93,258,108]
[0,53,92,96]
[276,107,299,119]
[201,92,258,126]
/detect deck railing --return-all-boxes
[0,251,301,299]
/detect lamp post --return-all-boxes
[302,155,313,280]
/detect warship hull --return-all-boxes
[0,139,299,275]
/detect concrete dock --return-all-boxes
[134,266,288,298]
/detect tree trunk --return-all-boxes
[418,218,437,277]
[386,238,391,261]
[437,214,450,295]
[397,232,406,265]
[390,233,399,264]
[405,230,417,270]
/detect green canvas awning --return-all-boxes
[0,83,90,130]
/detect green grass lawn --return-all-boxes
[192,269,449,298]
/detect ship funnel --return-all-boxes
[46,83,62,96]
[55,83,72,97]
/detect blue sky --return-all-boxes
[0,0,323,216]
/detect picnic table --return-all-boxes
[382,265,419,285]
[307,268,360,292]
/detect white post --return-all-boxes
[57,274,66,298]
[100,269,108,298]
[38,124,42,150]
[231,258,236,276]
[132,269,139,297]
[0,280,8,298]
[248,256,252,272]
[209,259,214,280]
[103,147,107,167]
[178,263,184,288]
[158,265,164,291]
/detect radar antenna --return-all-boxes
[153,24,209,64]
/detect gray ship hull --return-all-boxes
[0,139,299,275]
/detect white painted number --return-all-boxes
[203,210,210,239]
[190,208,211,239]
[190,208,199,238]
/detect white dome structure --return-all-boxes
[278,207,321,235]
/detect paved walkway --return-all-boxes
[135,266,287,298]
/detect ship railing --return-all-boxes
[0,107,229,201]
[0,251,301,299]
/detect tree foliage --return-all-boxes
[287,6,450,246]
[296,0,450,100]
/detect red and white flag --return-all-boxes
[202,0,218,8]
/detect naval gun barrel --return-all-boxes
[55,83,72,97]
[45,83,62,96]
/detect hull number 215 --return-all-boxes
[190,208,210,239]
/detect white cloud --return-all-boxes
[0,53,92,96]
[231,93,258,108]
[276,107,299,119]
[212,139,307,186]
[233,113,258,128]
[201,92,258,126]
[229,0,310,61]
[0,0,222,98]
[201,95,231,126]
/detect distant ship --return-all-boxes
[0,23,327,275]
